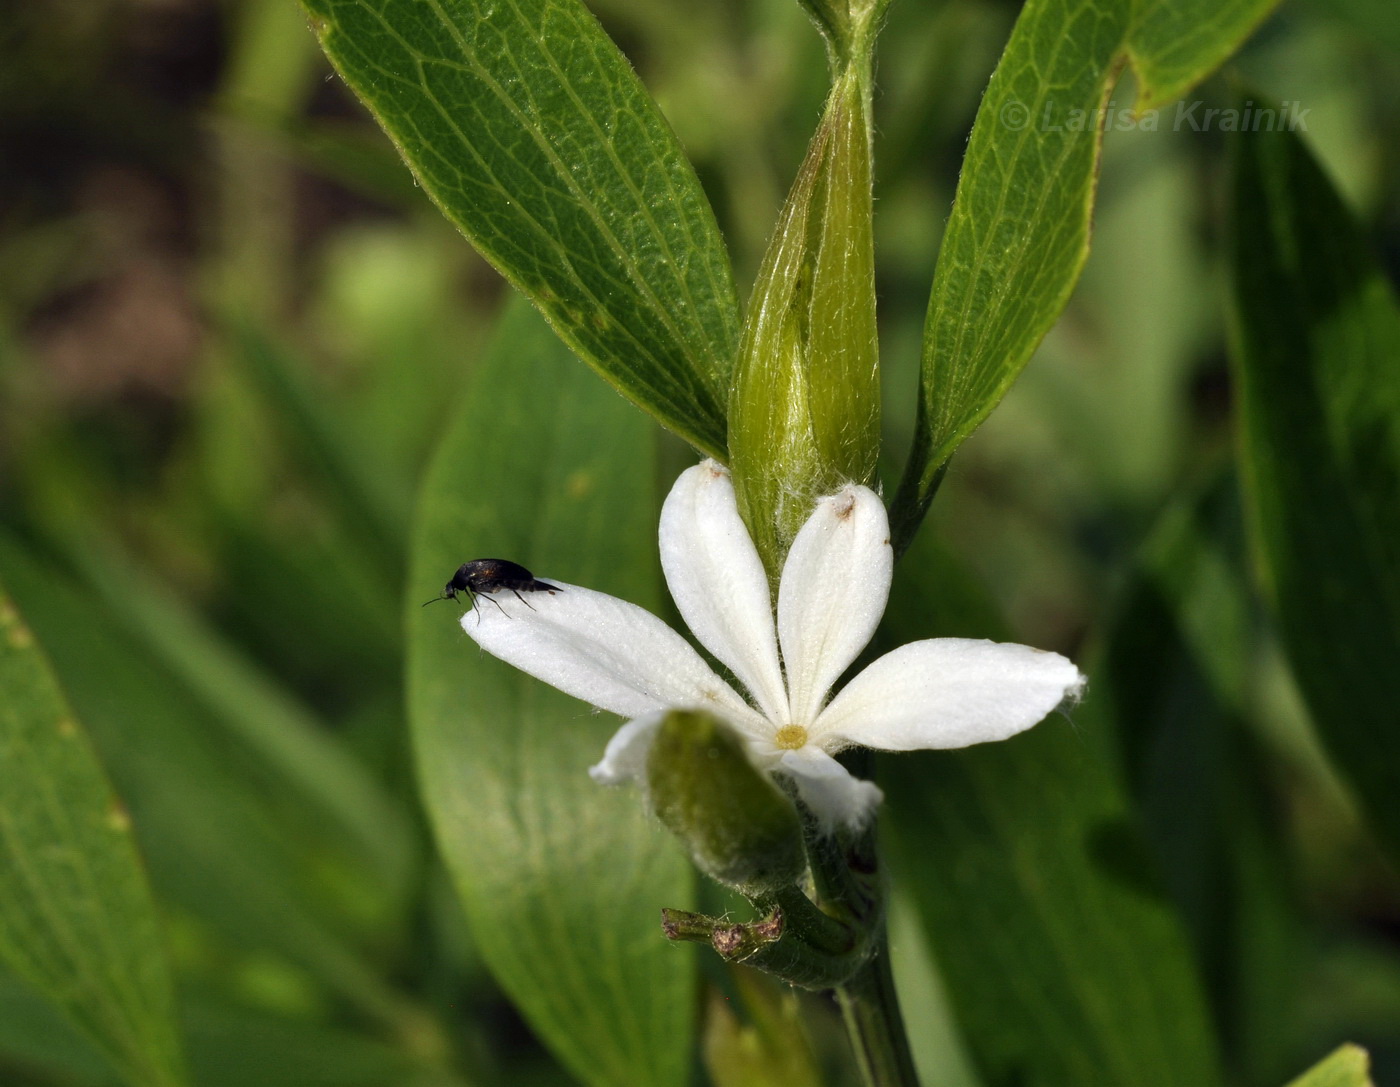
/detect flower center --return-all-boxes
[774,725,809,750]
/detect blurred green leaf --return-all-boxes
[878,536,1223,1087]
[1094,484,1250,946]
[1284,1044,1373,1087]
[0,969,118,1086]
[408,298,695,1087]
[702,968,824,1087]
[182,996,467,1087]
[1298,938,1400,1064]
[1228,116,1400,861]
[304,0,739,458]
[50,534,417,900]
[231,322,405,576]
[729,59,879,577]
[210,514,401,696]
[1304,0,1400,55]
[893,0,1277,544]
[0,538,416,1032]
[1091,478,1310,1085]
[253,111,428,208]
[0,971,467,1087]
[0,581,186,1087]
[886,891,983,1087]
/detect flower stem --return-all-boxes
[836,930,920,1087]
[801,751,919,1086]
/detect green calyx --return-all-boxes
[727,54,880,582]
[646,710,806,897]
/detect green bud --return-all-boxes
[646,710,806,896]
[728,59,879,582]
[793,0,889,61]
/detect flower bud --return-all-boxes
[646,710,806,896]
[727,63,879,580]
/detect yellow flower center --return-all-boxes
[774,725,809,750]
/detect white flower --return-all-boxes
[460,460,1085,830]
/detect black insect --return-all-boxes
[422,558,562,616]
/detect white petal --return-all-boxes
[589,713,663,785]
[659,461,788,722]
[777,484,893,725]
[461,581,763,731]
[777,747,883,831]
[811,638,1086,751]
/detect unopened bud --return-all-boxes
[728,65,879,578]
[647,710,806,896]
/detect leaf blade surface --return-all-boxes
[408,299,694,1087]
[0,582,187,1087]
[306,0,739,456]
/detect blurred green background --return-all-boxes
[1,0,1398,1084]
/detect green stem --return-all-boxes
[836,930,921,1087]
[802,751,918,1085]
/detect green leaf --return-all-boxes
[0,972,469,1087]
[0,538,414,1031]
[1306,0,1400,55]
[1227,116,1400,861]
[886,892,983,1087]
[0,581,187,1087]
[1284,1044,1373,1087]
[50,533,417,901]
[408,298,694,1087]
[304,0,739,458]
[878,537,1222,1087]
[0,968,117,1087]
[1091,478,1309,1085]
[702,969,825,1087]
[182,996,472,1087]
[892,0,1278,545]
[729,59,879,577]
[230,321,405,576]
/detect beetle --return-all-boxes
[423,558,562,616]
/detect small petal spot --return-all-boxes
[774,725,809,750]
